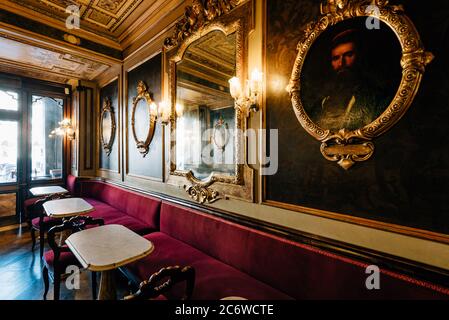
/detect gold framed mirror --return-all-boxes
[287,0,433,170]
[100,97,116,156]
[166,0,254,204]
[131,81,157,157]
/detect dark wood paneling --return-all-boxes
[83,88,94,171]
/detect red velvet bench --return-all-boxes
[78,180,160,236]
[124,202,449,300]
[73,179,449,299]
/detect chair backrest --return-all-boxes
[47,216,104,269]
[124,266,195,301]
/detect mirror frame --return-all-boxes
[100,97,116,156]
[131,81,157,158]
[287,0,433,170]
[166,0,254,204]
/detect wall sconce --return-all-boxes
[149,101,183,125]
[229,68,263,117]
[49,118,75,140]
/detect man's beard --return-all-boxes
[333,67,360,91]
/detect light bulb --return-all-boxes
[250,68,263,94]
[228,77,242,99]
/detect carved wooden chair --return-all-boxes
[124,266,195,300]
[28,193,71,258]
[42,216,104,300]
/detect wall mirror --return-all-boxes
[175,30,236,180]
[100,97,116,156]
[166,0,254,204]
[131,81,156,157]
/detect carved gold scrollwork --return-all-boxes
[287,0,433,170]
[164,0,241,49]
[100,97,116,156]
[183,172,220,204]
[131,81,156,157]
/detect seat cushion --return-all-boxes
[86,198,156,235]
[125,232,293,300]
[44,247,80,271]
[80,182,161,230]
[31,216,62,229]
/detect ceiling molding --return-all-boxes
[0,2,121,50]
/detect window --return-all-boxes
[31,96,64,180]
[0,89,19,184]
[0,90,18,111]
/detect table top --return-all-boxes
[29,186,68,196]
[66,224,154,272]
[43,197,94,218]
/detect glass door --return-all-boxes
[30,96,64,181]
[0,89,20,225]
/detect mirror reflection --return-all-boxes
[134,98,151,142]
[102,111,112,145]
[176,30,236,180]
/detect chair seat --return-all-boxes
[31,216,62,230]
[43,246,80,271]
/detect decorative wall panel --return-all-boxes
[99,79,119,172]
[126,53,163,180]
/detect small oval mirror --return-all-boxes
[131,81,156,157]
[100,97,115,156]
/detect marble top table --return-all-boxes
[66,224,154,300]
[29,186,68,197]
[43,197,94,218]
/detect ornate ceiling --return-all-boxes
[5,0,152,41]
[0,37,110,83]
[0,0,190,82]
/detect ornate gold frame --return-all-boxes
[287,0,434,170]
[99,97,116,156]
[166,0,254,204]
[131,81,157,157]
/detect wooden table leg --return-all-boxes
[98,270,117,300]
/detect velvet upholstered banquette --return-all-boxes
[71,177,449,300]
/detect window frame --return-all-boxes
[0,73,71,226]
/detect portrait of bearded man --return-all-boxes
[310,29,387,131]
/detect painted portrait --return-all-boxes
[301,17,402,131]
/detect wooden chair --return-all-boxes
[124,266,195,300]
[42,216,104,300]
[28,193,71,258]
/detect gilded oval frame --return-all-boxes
[287,0,433,170]
[99,97,116,156]
[131,81,156,158]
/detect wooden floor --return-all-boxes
[0,224,130,300]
